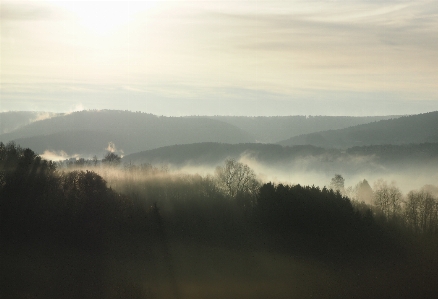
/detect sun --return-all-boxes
[52,1,135,36]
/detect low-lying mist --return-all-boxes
[3,142,438,299]
[115,153,438,195]
[120,142,438,194]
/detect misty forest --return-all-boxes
[1,110,438,299]
[3,0,438,297]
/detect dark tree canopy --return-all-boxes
[102,152,121,167]
[330,174,345,192]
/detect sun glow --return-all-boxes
[51,1,139,36]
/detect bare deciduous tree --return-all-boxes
[373,179,402,219]
[215,159,260,199]
[405,190,438,234]
[330,174,345,193]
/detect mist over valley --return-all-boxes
[2,108,438,299]
[2,109,436,192]
[2,1,438,296]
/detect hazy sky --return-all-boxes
[1,0,438,116]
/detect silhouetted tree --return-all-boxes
[373,179,402,219]
[405,190,438,234]
[355,179,374,203]
[92,155,98,166]
[330,174,345,192]
[102,152,121,167]
[254,182,383,258]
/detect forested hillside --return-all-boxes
[1,110,402,156]
[0,110,254,156]
[123,143,329,166]
[279,111,438,148]
[123,142,438,174]
[0,111,60,134]
[205,115,399,143]
[2,142,438,298]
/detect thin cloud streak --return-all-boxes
[198,2,438,90]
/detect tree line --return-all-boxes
[329,174,438,236]
[2,142,438,298]
[0,142,416,258]
[3,141,437,251]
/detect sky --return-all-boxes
[1,0,438,116]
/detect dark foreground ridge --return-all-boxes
[1,142,438,298]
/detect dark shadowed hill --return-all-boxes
[0,110,254,156]
[123,143,329,166]
[1,111,399,144]
[278,111,438,148]
[11,131,119,156]
[0,111,61,134]
[123,142,438,180]
[202,115,400,143]
[123,142,438,166]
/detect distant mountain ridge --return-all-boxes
[0,111,61,134]
[278,111,438,148]
[1,110,403,157]
[123,142,438,177]
[123,142,330,166]
[204,115,400,143]
[0,110,254,156]
[124,142,438,165]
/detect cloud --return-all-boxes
[210,2,438,56]
[72,103,85,112]
[106,142,117,153]
[106,142,124,157]
[31,112,58,122]
[65,103,86,115]
[0,1,64,21]
[40,150,78,161]
[195,1,438,93]
[1,0,437,116]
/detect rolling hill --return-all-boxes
[123,142,438,170]
[1,110,403,157]
[204,115,399,143]
[0,111,60,134]
[0,110,255,156]
[123,142,330,166]
[278,111,438,148]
